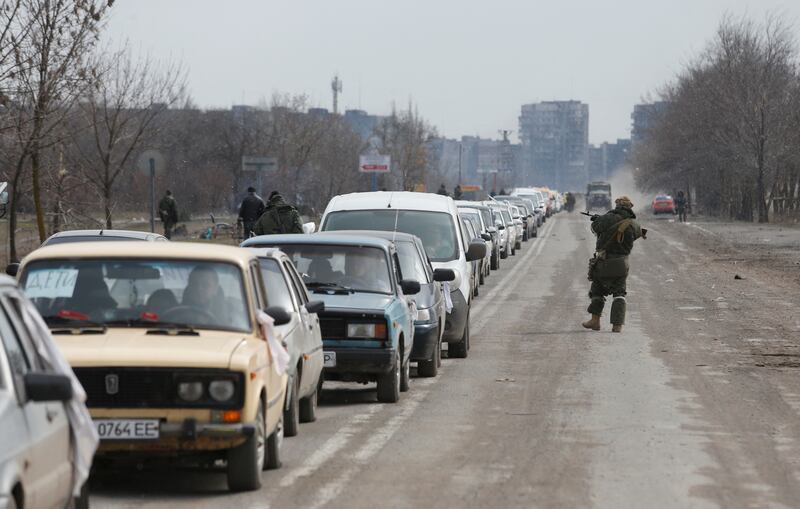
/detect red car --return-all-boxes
[652,195,675,215]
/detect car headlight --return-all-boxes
[347,322,387,339]
[416,308,432,322]
[208,380,236,402]
[177,381,203,402]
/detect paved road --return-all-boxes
[92,214,800,508]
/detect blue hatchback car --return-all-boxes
[242,234,419,403]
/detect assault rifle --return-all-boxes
[580,211,648,239]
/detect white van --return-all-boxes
[320,192,486,358]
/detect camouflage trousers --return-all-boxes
[587,275,627,325]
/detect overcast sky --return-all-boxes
[105,0,800,145]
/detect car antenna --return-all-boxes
[386,191,393,208]
[99,229,104,236]
[392,208,400,241]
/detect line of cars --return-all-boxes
[0,189,562,505]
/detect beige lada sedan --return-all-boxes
[17,242,288,492]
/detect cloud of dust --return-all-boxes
[607,165,651,212]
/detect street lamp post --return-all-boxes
[458,142,462,185]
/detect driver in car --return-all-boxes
[180,266,225,322]
[341,253,389,292]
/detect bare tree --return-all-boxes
[5,0,110,260]
[72,45,186,228]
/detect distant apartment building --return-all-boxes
[631,102,669,146]
[587,139,631,181]
[343,109,384,140]
[518,100,589,191]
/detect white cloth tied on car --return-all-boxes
[257,310,290,376]
[20,298,98,497]
[442,282,453,313]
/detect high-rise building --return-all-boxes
[518,100,589,191]
[587,139,631,182]
[631,102,669,146]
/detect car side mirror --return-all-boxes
[302,222,316,234]
[497,224,505,230]
[24,373,72,402]
[480,233,491,241]
[264,306,292,326]
[487,226,497,234]
[433,268,455,282]
[5,263,18,277]
[466,240,487,261]
[400,279,421,295]
[304,300,325,314]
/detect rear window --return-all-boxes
[323,210,459,262]
[44,235,139,246]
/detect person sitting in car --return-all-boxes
[340,252,390,293]
[180,266,225,323]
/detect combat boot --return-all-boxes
[612,324,623,333]
[582,315,601,331]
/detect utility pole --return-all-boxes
[331,75,342,114]
[458,142,463,185]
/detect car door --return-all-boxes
[283,260,323,398]
[0,295,71,509]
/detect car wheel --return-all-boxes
[448,313,469,359]
[522,230,528,241]
[377,351,400,403]
[299,383,318,423]
[283,374,300,437]
[479,265,485,285]
[500,248,508,259]
[491,249,499,270]
[532,227,538,238]
[265,413,283,470]
[515,239,522,250]
[74,482,89,509]
[227,399,265,491]
[418,337,439,377]
[399,352,410,392]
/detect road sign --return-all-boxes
[242,156,277,173]
[359,154,391,173]
[137,150,165,175]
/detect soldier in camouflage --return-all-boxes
[582,196,646,333]
[253,191,304,235]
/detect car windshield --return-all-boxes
[518,194,540,207]
[20,259,250,332]
[258,258,296,311]
[275,244,392,294]
[44,235,140,245]
[395,241,429,283]
[324,210,459,262]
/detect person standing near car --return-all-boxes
[582,196,646,333]
[158,190,179,239]
[254,191,304,235]
[238,186,266,238]
[674,190,687,222]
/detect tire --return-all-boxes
[283,374,300,437]
[399,350,410,393]
[500,248,508,260]
[515,240,522,250]
[75,482,90,509]
[490,249,499,270]
[532,227,538,238]
[265,414,283,470]
[227,399,265,491]
[377,351,400,403]
[417,336,440,377]
[479,265,485,285]
[448,313,469,359]
[299,383,318,423]
[522,230,528,241]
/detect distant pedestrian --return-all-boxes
[582,196,646,333]
[499,188,507,196]
[253,191,304,235]
[490,189,497,197]
[674,190,687,223]
[158,190,179,239]
[238,186,266,238]
[436,184,449,197]
[453,184,463,200]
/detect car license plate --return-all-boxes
[94,419,160,440]
[323,351,336,368]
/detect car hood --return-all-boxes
[53,330,249,369]
[312,292,393,313]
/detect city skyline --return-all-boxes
[103,0,800,145]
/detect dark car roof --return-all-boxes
[242,233,394,251]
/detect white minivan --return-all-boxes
[320,192,486,359]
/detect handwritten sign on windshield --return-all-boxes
[24,269,79,298]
